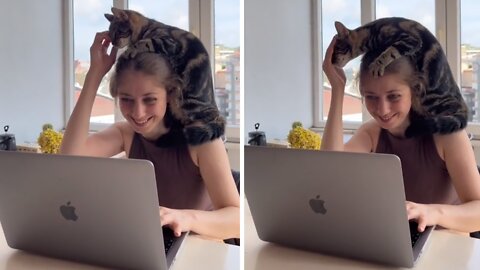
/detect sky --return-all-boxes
[322,0,480,52]
[74,0,240,61]
[460,0,480,47]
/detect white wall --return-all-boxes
[244,0,313,142]
[0,0,64,144]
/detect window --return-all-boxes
[73,1,113,126]
[128,0,189,30]
[321,0,361,125]
[461,0,480,125]
[376,0,435,32]
[68,0,240,140]
[214,0,240,128]
[315,0,440,129]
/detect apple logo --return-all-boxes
[60,201,78,221]
[309,195,327,214]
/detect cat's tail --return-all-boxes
[405,113,468,137]
[183,115,225,145]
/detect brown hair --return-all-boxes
[358,51,426,115]
[109,52,184,127]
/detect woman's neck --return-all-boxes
[142,123,170,141]
[387,118,410,138]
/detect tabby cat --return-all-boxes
[105,7,225,145]
[332,17,468,137]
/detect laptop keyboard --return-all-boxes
[162,227,176,254]
[409,220,423,247]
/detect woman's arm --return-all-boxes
[160,138,240,239]
[321,37,373,153]
[407,129,480,233]
[321,37,347,151]
[60,32,124,157]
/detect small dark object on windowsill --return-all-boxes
[0,125,17,151]
[248,123,267,146]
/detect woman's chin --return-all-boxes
[379,119,409,136]
[130,121,152,134]
[377,118,395,128]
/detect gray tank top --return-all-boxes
[128,130,213,210]
[375,129,459,204]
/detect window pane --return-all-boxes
[128,0,189,31]
[322,1,362,122]
[461,0,480,123]
[376,0,435,32]
[214,0,241,127]
[73,1,113,124]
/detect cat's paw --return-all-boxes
[124,39,155,58]
[369,60,385,77]
[135,39,155,52]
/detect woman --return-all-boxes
[321,36,480,234]
[60,32,239,240]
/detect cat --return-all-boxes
[331,17,469,137]
[104,7,225,145]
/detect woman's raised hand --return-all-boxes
[323,36,347,94]
[89,31,118,78]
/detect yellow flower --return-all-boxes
[287,121,321,150]
[37,124,63,154]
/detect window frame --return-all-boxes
[64,0,240,141]
[313,0,480,137]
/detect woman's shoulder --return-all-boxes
[112,121,135,154]
[433,129,471,159]
[187,138,226,167]
[359,119,382,134]
[359,119,382,148]
[112,121,134,137]
[433,129,470,148]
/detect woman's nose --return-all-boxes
[132,101,145,118]
[377,99,390,115]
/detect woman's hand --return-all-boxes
[406,201,440,232]
[89,31,118,78]
[323,36,347,94]
[159,206,193,237]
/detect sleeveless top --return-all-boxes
[128,129,213,210]
[375,129,459,205]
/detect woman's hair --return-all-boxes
[109,52,184,128]
[358,51,427,115]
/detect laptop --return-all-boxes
[0,150,187,270]
[245,145,434,268]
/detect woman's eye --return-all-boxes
[365,96,378,101]
[388,95,400,101]
[143,98,157,105]
[120,98,133,104]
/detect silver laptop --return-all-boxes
[245,146,434,268]
[0,150,187,270]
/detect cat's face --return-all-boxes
[331,37,353,67]
[105,8,147,48]
[331,21,354,67]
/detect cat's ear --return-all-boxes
[112,7,129,20]
[104,13,114,22]
[111,7,120,15]
[334,21,350,38]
